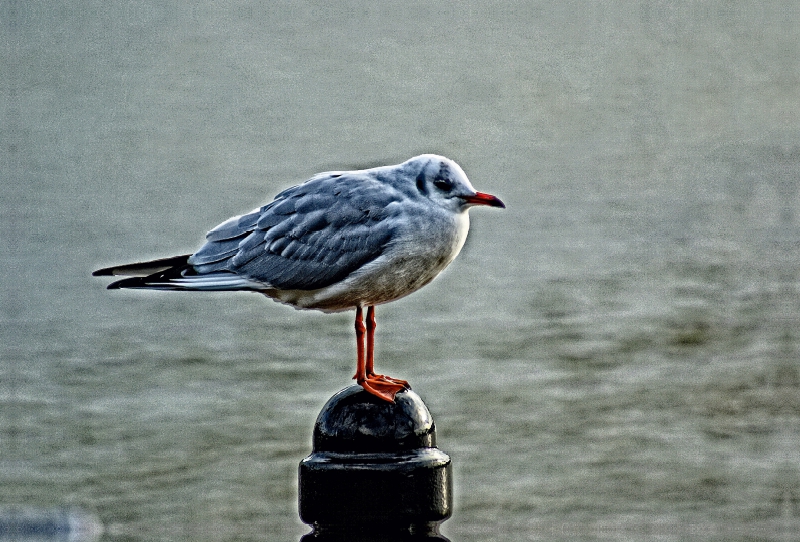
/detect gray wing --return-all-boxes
[188,172,403,290]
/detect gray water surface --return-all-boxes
[3,2,799,541]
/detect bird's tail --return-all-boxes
[93,254,263,291]
[92,255,194,290]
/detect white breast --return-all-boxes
[269,209,471,312]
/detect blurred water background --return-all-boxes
[2,1,799,540]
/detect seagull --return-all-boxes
[93,154,505,401]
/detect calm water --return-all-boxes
[3,2,799,541]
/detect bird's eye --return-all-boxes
[433,178,452,192]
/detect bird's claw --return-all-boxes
[356,374,409,402]
[353,372,409,388]
[373,373,410,388]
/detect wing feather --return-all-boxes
[94,161,427,295]
[185,171,403,291]
[189,237,242,265]
[204,208,262,242]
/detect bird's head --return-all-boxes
[406,154,505,213]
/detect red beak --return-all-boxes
[462,191,505,208]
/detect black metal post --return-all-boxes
[299,385,452,541]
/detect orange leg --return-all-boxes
[353,305,407,402]
[365,305,377,376]
[354,306,367,382]
[366,306,408,388]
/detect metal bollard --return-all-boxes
[298,385,452,541]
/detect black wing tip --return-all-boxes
[105,277,176,290]
[92,255,193,278]
[105,277,142,289]
[100,262,198,291]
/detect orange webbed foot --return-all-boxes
[352,372,409,390]
[358,375,409,402]
[369,373,410,389]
